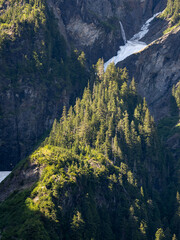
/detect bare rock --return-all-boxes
[117,27,180,121]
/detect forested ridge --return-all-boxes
[0,61,179,240]
[0,0,88,86]
[0,0,180,239]
[161,0,180,33]
[162,0,180,24]
[0,0,89,170]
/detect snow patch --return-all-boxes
[0,171,11,183]
[104,12,161,71]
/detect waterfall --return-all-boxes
[104,12,161,71]
[120,21,127,45]
[131,12,161,41]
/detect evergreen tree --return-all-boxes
[95,58,104,81]
[172,234,177,240]
[155,228,165,240]
[0,60,170,240]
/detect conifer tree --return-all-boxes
[155,228,165,240]
[129,78,137,95]
[172,234,177,240]
[123,111,131,147]
[143,109,152,146]
[62,106,67,123]
[95,58,104,81]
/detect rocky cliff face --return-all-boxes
[48,0,166,64]
[0,0,166,170]
[0,1,88,170]
[0,76,71,170]
[117,25,180,121]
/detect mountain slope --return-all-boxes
[0,0,180,239]
[48,0,166,64]
[118,25,180,121]
[115,0,180,170]
[0,0,89,170]
[0,63,176,240]
[0,0,165,170]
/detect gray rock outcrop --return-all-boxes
[49,0,166,64]
[0,0,166,170]
[118,26,180,121]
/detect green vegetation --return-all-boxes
[0,0,89,170]
[0,61,178,240]
[0,0,180,239]
[0,0,45,36]
[161,0,180,33]
[0,0,88,87]
[157,81,180,240]
[47,61,162,184]
[158,116,180,141]
[158,81,180,154]
[172,81,180,111]
[162,0,180,24]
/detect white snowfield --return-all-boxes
[0,171,11,183]
[104,12,161,71]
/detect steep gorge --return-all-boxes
[115,8,180,160]
[117,21,180,121]
[49,0,166,63]
[0,0,166,170]
[0,0,180,239]
[0,0,89,170]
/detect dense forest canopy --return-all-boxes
[0,0,180,239]
[0,61,179,240]
[0,0,89,170]
[162,0,180,24]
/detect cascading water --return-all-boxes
[120,21,127,45]
[104,12,161,71]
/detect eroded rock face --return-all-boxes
[0,160,42,202]
[118,26,180,121]
[48,0,166,64]
[67,18,101,46]
[0,0,166,170]
[0,78,70,170]
[0,14,87,170]
[117,24,180,160]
